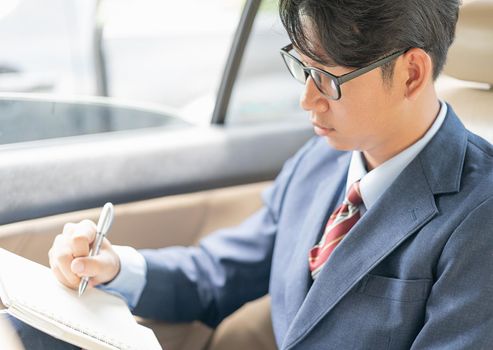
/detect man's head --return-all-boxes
[278,0,461,169]
[279,0,461,82]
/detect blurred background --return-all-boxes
[0,0,305,139]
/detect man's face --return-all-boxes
[297,50,404,155]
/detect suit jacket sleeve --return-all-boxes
[132,138,317,328]
[411,196,493,349]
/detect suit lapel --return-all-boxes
[284,152,350,324]
[282,105,468,350]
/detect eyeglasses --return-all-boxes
[280,43,407,100]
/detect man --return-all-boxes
[13,0,493,348]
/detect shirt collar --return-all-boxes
[346,101,448,210]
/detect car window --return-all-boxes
[226,0,306,126]
[102,0,242,110]
[0,0,243,145]
[0,96,189,146]
[0,1,93,95]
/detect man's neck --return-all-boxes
[363,95,441,171]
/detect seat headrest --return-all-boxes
[443,0,493,85]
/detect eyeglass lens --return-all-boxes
[282,53,339,99]
[282,54,307,83]
[311,72,339,99]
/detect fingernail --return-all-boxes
[72,260,84,274]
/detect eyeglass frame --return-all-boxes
[280,43,408,100]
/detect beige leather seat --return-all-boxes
[437,0,493,142]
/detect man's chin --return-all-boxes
[322,136,355,152]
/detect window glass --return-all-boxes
[0,0,242,144]
[226,0,307,126]
[0,0,95,95]
[0,96,188,146]
[102,0,242,109]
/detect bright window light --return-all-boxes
[0,0,20,20]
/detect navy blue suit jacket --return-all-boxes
[133,105,493,349]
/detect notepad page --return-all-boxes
[9,303,161,350]
[0,248,162,350]
[7,303,117,350]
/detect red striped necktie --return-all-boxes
[309,181,363,279]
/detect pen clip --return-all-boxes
[96,202,114,236]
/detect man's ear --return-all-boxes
[400,48,434,100]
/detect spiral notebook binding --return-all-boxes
[11,296,132,350]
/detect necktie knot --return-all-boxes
[346,181,362,207]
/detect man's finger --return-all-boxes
[71,256,102,278]
[70,220,97,258]
[51,263,72,288]
[71,249,118,287]
[52,260,80,289]
[54,246,81,284]
[62,222,76,236]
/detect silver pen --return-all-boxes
[78,202,115,297]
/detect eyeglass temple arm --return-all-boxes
[280,43,293,53]
[337,50,407,84]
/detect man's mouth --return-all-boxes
[312,121,335,136]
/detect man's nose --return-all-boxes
[299,76,329,113]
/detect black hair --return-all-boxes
[279,0,461,82]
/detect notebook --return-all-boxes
[0,248,162,350]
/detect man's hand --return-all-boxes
[48,219,121,290]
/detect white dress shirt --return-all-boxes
[101,102,447,308]
[346,102,447,213]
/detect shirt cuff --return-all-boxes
[97,245,147,310]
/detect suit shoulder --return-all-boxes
[466,131,493,158]
[464,131,493,185]
[460,132,493,203]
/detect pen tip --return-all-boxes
[78,281,87,297]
